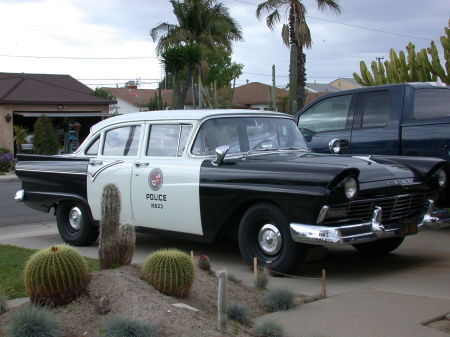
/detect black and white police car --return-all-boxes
[15,109,450,273]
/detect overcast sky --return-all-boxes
[0,0,448,89]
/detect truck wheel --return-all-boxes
[56,201,98,246]
[238,203,308,274]
[352,237,404,255]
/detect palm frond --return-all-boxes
[150,22,177,42]
[316,0,342,14]
[266,10,281,30]
[281,24,290,46]
[256,0,287,19]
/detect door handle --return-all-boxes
[89,160,103,166]
[135,162,149,168]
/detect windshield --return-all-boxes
[192,116,309,156]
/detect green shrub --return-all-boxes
[263,288,296,312]
[102,316,158,337]
[0,295,7,314]
[252,320,284,337]
[7,305,62,337]
[227,303,251,325]
[141,249,195,297]
[254,268,269,289]
[24,244,89,306]
[33,115,59,155]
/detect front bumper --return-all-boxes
[290,200,450,245]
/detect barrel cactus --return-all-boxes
[118,223,135,266]
[24,244,89,306]
[141,249,195,298]
[99,183,121,269]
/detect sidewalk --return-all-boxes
[0,172,19,182]
[256,289,450,337]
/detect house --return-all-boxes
[102,83,173,114]
[306,83,341,93]
[231,82,288,110]
[0,72,111,153]
[328,77,362,90]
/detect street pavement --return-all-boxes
[0,174,54,226]
[1,172,450,337]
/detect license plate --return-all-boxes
[400,219,418,236]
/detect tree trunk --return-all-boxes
[179,68,193,108]
[296,45,306,109]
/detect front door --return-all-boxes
[131,123,203,235]
[87,124,143,224]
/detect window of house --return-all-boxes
[298,95,352,133]
[103,125,141,156]
[362,91,390,128]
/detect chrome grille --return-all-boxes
[325,193,434,224]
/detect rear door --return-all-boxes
[130,122,204,235]
[297,94,356,154]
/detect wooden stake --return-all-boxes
[253,257,258,279]
[190,251,194,262]
[321,269,327,298]
[217,271,228,333]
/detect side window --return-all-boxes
[103,125,141,156]
[147,125,180,157]
[192,119,240,155]
[362,91,389,128]
[85,136,100,155]
[178,125,192,156]
[413,89,450,120]
[298,95,352,133]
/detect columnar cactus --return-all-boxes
[24,244,89,306]
[141,249,195,297]
[99,184,121,269]
[118,223,136,266]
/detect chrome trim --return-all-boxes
[212,145,230,166]
[316,205,329,224]
[88,160,124,182]
[14,189,25,202]
[290,203,450,245]
[258,224,282,255]
[14,169,86,175]
[68,206,82,231]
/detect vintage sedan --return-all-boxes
[14,110,450,273]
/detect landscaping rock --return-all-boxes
[95,296,111,315]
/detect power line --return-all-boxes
[0,54,157,60]
[228,0,433,41]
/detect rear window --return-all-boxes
[413,89,450,120]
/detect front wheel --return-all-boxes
[56,201,98,246]
[238,203,308,274]
[352,237,405,255]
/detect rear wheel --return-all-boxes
[238,203,308,274]
[352,237,405,255]
[56,201,98,246]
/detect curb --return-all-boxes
[0,173,19,182]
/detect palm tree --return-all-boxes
[151,0,243,55]
[256,0,341,110]
[13,125,28,154]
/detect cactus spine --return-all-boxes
[118,223,135,266]
[141,249,195,297]
[99,183,121,269]
[24,244,89,306]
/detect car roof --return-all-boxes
[90,109,290,133]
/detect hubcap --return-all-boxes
[257,224,282,256]
[68,207,82,231]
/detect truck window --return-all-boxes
[413,89,450,120]
[298,95,352,133]
[362,91,389,128]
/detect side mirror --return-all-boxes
[328,138,348,154]
[213,145,230,166]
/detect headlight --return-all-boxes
[438,168,447,187]
[344,176,358,199]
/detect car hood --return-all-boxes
[243,152,416,183]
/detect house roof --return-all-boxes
[102,87,174,107]
[232,82,288,105]
[339,77,360,86]
[306,83,340,93]
[0,72,111,105]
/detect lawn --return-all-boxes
[0,244,99,299]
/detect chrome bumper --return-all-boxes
[290,200,450,245]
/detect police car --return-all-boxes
[14,110,450,273]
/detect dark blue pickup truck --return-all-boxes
[296,82,450,204]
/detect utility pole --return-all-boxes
[376,56,384,64]
[271,64,276,111]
